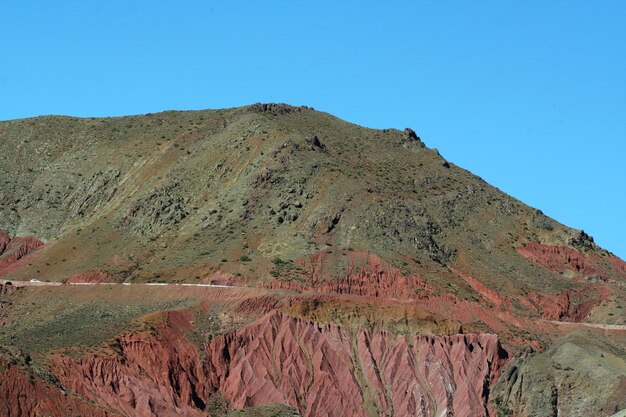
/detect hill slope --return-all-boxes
[0,104,624,417]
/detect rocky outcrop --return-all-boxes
[67,168,121,217]
[119,183,189,238]
[248,103,311,115]
[569,230,597,251]
[349,201,457,266]
[526,284,611,322]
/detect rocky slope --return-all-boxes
[0,104,624,416]
[1,104,621,288]
[492,330,626,417]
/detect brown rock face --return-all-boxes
[47,310,505,417]
[206,310,506,417]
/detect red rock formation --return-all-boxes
[326,257,427,298]
[48,310,505,417]
[529,290,571,320]
[53,311,211,417]
[526,284,611,322]
[0,359,120,417]
[513,243,624,321]
[357,330,506,417]
[516,242,619,280]
[206,310,506,417]
[0,231,44,275]
[234,295,282,315]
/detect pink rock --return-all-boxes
[206,311,507,417]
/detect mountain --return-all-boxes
[1,103,624,417]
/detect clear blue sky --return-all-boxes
[1,2,625,259]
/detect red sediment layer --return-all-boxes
[529,290,571,321]
[527,284,612,321]
[234,295,282,315]
[326,260,427,298]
